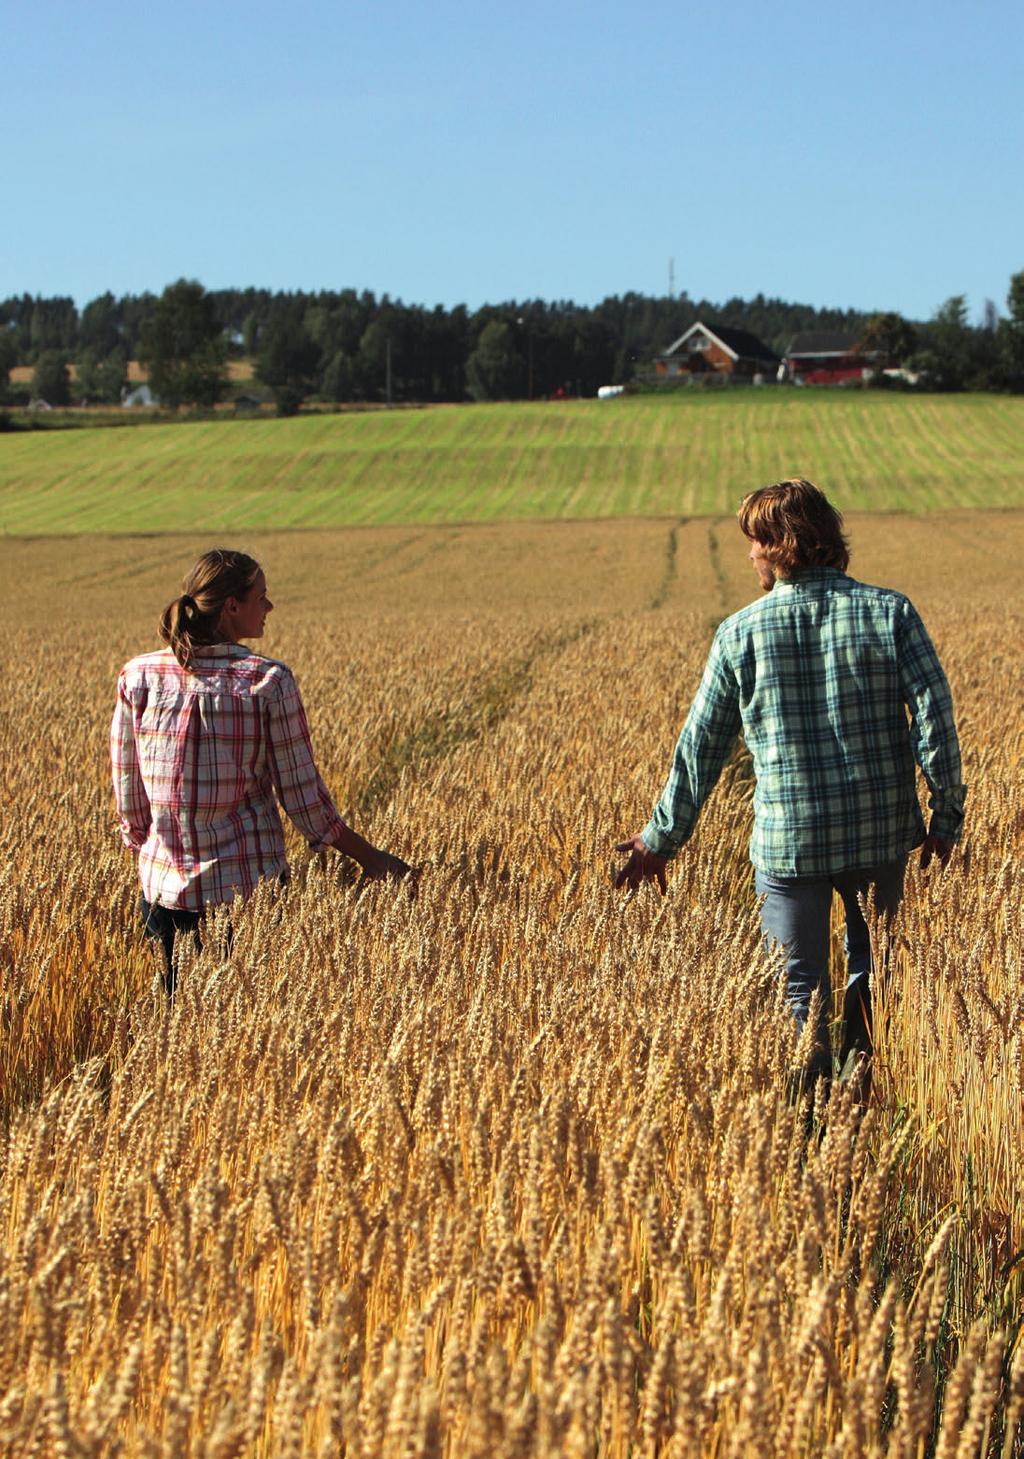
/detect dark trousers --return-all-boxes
[140,878,285,995]
[140,895,202,997]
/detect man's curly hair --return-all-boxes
[738,478,850,576]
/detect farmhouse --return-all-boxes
[784,331,868,385]
[654,321,779,382]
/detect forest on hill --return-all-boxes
[2,272,1022,412]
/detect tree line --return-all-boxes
[2,274,1022,413]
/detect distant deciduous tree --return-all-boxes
[32,351,71,405]
[139,280,228,409]
[859,312,917,367]
[78,350,127,404]
[909,295,974,390]
[466,321,522,401]
[255,314,321,416]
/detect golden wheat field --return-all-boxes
[2,509,1023,1457]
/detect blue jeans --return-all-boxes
[755,857,907,1079]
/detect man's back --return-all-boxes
[717,568,955,875]
[641,566,964,877]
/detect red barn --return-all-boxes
[784,331,869,385]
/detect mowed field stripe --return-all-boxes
[1,393,1022,533]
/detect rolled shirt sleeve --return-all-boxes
[897,601,966,842]
[641,627,742,858]
[110,674,151,852]
[265,669,348,850]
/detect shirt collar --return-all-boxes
[772,567,848,593]
[191,642,250,657]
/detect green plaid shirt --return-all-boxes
[642,569,965,876]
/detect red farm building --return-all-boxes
[784,331,870,385]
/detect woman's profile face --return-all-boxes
[223,570,274,641]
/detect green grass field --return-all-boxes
[2,391,1022,534]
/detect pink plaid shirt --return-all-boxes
[111,645,346,912]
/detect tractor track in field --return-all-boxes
[707,519,731,618]
[360,528,467,583]
[352,617,602,821]
[647,516,732,620]
[647,518,686,610]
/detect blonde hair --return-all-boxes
[737,479,850,576]
[159,549,261,669]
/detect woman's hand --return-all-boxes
[360,847,414,882]
[329,822,417,890]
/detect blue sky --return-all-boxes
[4,0,1022,322]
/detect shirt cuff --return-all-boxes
[640,821,682,859]
[928,783,966,842]
[928,811,964,842]
[301,811,348,852]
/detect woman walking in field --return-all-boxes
[112,548,412,993]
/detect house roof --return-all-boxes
[787,331,861,358]
[662,321,779,364]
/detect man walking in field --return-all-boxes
[615,479,965,1088]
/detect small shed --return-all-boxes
[233,394,264,417]
[654,322,779,381]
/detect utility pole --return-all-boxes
[385,337,392,407]
[668,257,675,299]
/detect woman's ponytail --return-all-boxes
[159,594,204,669]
